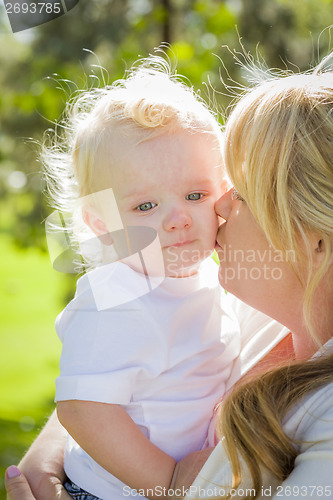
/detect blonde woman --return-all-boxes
[5,53,333,499]
[171,54,333,498]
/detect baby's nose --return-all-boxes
[163,208,192,231]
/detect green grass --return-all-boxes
[0,233,73,498]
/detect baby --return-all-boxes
[44,57,240,499]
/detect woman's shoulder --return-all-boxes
[284,379,333,444]
[303,380,333,413]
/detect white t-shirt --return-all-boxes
[55,258,241,499]
[184,337,333,499]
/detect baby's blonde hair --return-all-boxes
[215,54,333,499]
[42,56,223,267]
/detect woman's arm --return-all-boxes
[57,400,176,500]
[6,410,71,500]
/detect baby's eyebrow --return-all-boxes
[122,190,153,202]
[121,176,219,203]
[188,177,218,188]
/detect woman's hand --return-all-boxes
[168,447,214,499]
[5,466,35,500]
[5,465,71,500]
[5,410,70,500]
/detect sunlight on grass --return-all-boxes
[0,234,66,422]
[0,233,73,497]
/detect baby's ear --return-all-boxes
[82,206,113,246]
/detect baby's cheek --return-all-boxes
[210,206,220,230]
[203,205,218,228]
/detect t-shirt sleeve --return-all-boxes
[55,274,161,405]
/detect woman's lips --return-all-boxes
[215,239,224,255]
[215,224,225,251]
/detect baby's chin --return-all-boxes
[117,245,214,278]
[163,254,213,278]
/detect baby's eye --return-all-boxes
[136,202,157,212]
[186,193,203,201]
[231,188,245,202]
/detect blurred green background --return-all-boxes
[0,0,332,497]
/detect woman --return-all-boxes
[171,53,333,498]
[6,54,333,499]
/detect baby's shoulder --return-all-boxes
[72,261,151,312]
[56,261,166,343]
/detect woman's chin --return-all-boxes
[217,264,241,297]
[217,265,228,291]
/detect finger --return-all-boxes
[38,478,72,500]
[5,466,36,500]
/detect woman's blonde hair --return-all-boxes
[42,55,223,269]
[217,54,333,498]
[225,58,333,339]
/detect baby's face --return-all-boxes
[100,130,224,277]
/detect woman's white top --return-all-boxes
[184,337,333,499]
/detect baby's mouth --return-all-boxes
[166,240,194,248]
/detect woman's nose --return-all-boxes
[163,208,192,231]
[215,188,233,221]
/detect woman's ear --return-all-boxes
[310,234,331,265]
[315,239,323,253]
[82,206,113,246]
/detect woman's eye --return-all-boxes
[231,188,245,202]
[186,193,203,201]
[136,202,157,212]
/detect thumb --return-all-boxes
[5,466,36,500]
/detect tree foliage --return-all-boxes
[0,0,332,249]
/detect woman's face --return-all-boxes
[215,188,305,331]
